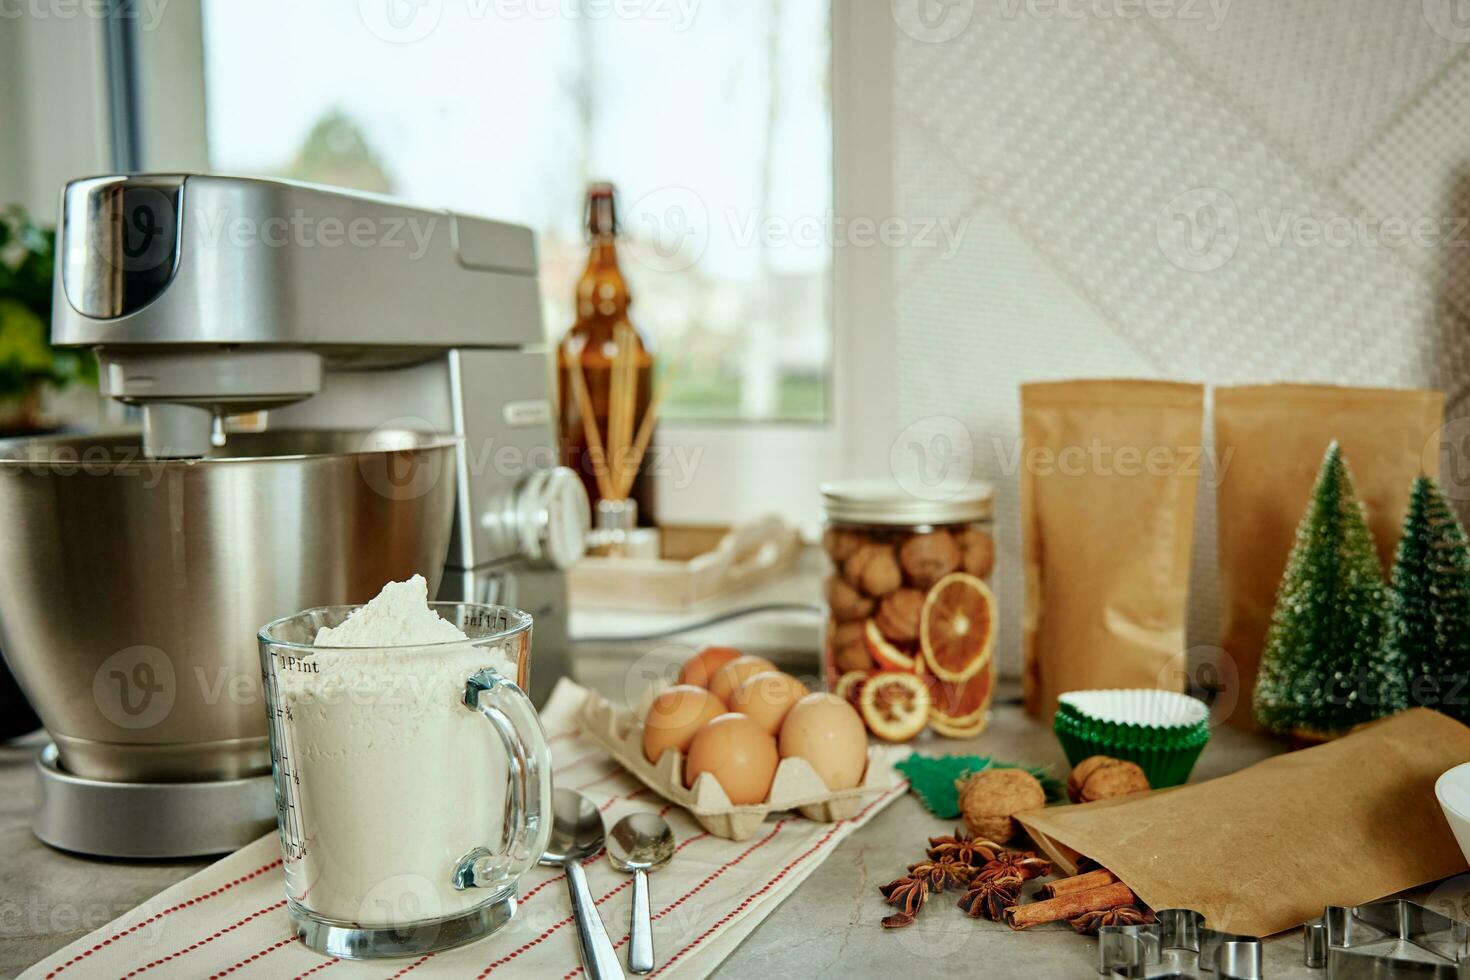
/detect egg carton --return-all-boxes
[575,689,894,841]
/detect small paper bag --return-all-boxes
[1018,708,1470,936]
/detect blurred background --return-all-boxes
[5,0,1470,675]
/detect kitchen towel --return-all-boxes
[23,679,905,979]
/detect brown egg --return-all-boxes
[778,693,869,791]
[728,671,810,736]
[678,646,744,689]
[685,713,779,804]
[707,655,778,705]
[641,685,728,764]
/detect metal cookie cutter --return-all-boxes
[1303,899,1470,978]
[1099,908,1263,979]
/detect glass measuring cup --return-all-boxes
[258,603,552,959]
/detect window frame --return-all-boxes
[73,0,900,525]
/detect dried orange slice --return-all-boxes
[863,619,918,672]
[919,573,996,683]
[926,668,994,738]
[858,672,930,742]
[833,671,868,706]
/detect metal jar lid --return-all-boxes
[820,478,993,526]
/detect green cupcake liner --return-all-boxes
[1052,689,1212,789]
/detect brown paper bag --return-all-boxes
[1021,380,1206,719]
[1214,384,1444,730]
[1018,708,1470,936]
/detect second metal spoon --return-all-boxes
[606,812,675,975]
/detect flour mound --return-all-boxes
[313,574,467,647]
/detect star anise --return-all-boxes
[906,856,974,892]
[925,830,1005,867]
[955,877,1021,921]
[1068,906,1156,935]
[881,911,916,929]
[974,851,1052,884]
[878,874,929,918]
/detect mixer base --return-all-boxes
[33,744,276,858]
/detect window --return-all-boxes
[199,0,832,423]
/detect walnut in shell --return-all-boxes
[827,575,875,622]
[843,543,902,597]
[955,528,995,579]
[957,768,1046,843]
[830,619,872,671]
[822,527,864,563]
[875,588,925,644]
[1067,756,1150,804]
[899,531,962,589]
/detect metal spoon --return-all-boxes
[606,812,675,974]
[540,788,624,980]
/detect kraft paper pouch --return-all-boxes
[1021,380,1206,720]
[1215,384,1444,731]
[1019,708,1470,937]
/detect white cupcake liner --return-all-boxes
[1057,688,1208,730]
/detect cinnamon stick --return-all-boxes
[1003,881,1136,931]
[1039,868,1119,899]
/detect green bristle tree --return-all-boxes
[1254,442,1405,736]
[1389,475,1470,723]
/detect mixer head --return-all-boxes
[53,173,544,457]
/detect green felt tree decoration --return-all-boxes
[1254,442,1405,736]
[1389,475,1470,723]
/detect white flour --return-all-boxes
[275,576,518,926]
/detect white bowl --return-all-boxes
[1434,762,1470,865]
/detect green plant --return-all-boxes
[1253,442,1406,736]
[0,205,96,407]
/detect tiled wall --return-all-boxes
[888,0,1470,678]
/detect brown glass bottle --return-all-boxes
[557,183,656,524]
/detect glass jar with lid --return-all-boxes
[820,480,996,741]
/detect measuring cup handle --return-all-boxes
[453,669,552,893]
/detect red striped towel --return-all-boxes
[24,679,904,979]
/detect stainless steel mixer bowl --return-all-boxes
[0,429,458,782]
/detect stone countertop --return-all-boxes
[3,559,1465,977]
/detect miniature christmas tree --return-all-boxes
[1388,475,1470,724]
[1254,442,1404,736]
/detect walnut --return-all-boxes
[956,768,1046,843]
[1067,756,1150,804]
[822,527,864,563]
[827,575,874,622]
[834,639,874,672]
[875,588,925,644]
[843,543,902,597]
[956,528,995,579]
[899,531,961,589]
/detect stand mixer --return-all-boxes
[0,174,588,858]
